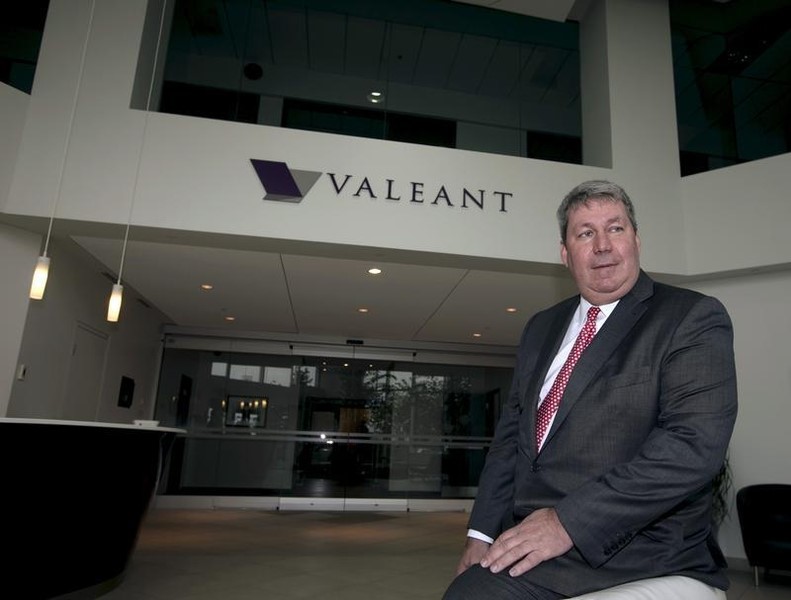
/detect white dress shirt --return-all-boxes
[467,298,619,544]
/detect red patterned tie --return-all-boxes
[536,306,600,449]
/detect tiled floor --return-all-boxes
[103,509,790,600]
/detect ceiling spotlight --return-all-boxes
[506,307,518,313]
[200,284,214,290]
[367,92,384,104]
[224,316,236,322]
[368,267,382,275]
[472,332,482,338]
[357,307,369,313]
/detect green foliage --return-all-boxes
[712,455,733,526]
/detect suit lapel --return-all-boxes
[542,272,654,450]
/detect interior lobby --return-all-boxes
[1,0,790,598]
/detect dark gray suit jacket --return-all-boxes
[468,271,738,596]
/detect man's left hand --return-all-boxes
[480,508,573,577]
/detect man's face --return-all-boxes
[560,198,641,305]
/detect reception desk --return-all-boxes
[0,418,183,599]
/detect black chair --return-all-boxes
[736,483,791,586]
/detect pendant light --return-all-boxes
[29,0,96,300]
[106,0,168,322]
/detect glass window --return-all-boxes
[210,361,227,377]
[155,344,511,501]
[0,1,50,93]
[292,365,316,387]
[263,366,291,387]
[155,0,581,161]
[670,1,791,175]
[229,364,262,382]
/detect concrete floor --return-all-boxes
[101,509,790,599]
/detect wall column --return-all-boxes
[0,225,40,416]
[579,0,685,271]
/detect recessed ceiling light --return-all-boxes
[368,267,382,275]
[367,91,384,104]
[200,284,214,290]
[506,307,518,313]
[472,332,482,338]
[357,307,369,313]
[224,316,235,322]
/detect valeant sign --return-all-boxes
[251,159,513,213]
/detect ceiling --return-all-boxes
[59,0,791,350]
[72,235,578,349]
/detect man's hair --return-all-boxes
[556,180,637,242]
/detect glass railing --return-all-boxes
[162,429,490,502]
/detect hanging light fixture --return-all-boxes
[29,0,96,300]
[29,256,50,301]
[106,281,124,322]
[106,0,168,322]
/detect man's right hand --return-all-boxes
[455,537,491,575]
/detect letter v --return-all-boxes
[327,173,352,194]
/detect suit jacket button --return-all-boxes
[531,463,541,472]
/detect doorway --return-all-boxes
[61,322,108,420]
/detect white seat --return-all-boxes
[566,575,727,599]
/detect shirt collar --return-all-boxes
[579,297,619,321]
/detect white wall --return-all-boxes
[0,84,34,417]
[690,271,791,559]
[7,237,168,422]
[0,84,29,212]
[682,152,791,274]
[6,0,149,228]
[0,224,40,416]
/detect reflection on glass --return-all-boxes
[157,0,581,161]
[210,361,227,377]
[263,366,291,387]
[155,347,510,501]
[292,365,317,387]
[224,395,268,428]
[229,364,262,382]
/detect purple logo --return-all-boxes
[250,159,322,203]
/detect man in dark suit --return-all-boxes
[443,180,738,599]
